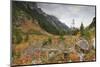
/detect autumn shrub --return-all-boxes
[24,33,29,42]
[83,29,92,41]
[59,35,65,41]
[84,50,95,61]
[47,36,52,44]
[12,28,23,44]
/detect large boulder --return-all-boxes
[76,39,89,51]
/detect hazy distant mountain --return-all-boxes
[12,1,70,35]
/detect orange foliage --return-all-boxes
[14,42,29,53]
[13,55,32,65]
[69,52,80,62]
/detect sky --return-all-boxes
[37,3,95,28]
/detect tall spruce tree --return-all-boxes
[80,22,84,36]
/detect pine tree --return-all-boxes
[80,22,84,36]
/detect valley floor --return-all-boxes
[12,35,96,66]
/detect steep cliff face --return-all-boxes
[89,17,96,29]
[86,17,96,36]
[12,1,70,35]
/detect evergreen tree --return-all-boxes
[80,22,84,36]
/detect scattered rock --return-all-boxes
[76,39,89,51]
